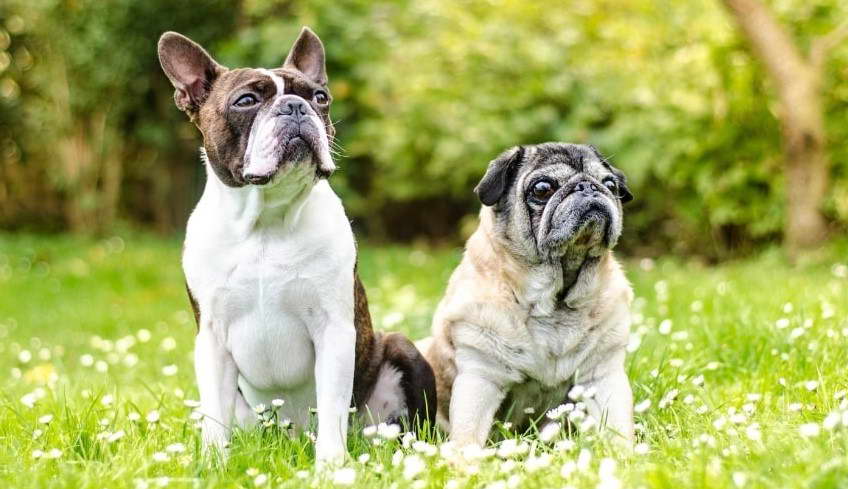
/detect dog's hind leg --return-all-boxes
[364,333,437,432]
[233,389,255,428]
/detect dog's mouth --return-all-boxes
[570,207,609,246]
[540,198,615,258]
[241,105,335,186]
[241,135,310,186]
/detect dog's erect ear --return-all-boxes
[610,166,634,203]
[474,146,525,207]
[158,32,224,115]
[283,27,328,86]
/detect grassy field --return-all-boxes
[1,232,847,489]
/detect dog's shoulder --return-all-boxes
[435,262,519,330]
[431,233,531,361]
[588,253,633,324]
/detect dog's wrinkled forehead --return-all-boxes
[522,143,608,181]
[475,142,633,208]
[197,67,326,129]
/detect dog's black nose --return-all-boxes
[281,99,308,117]
[244,173,272,185]
[575,180,599,195]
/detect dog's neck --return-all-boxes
[558,250,592,300]
[478,209,610,314]
[557,240,609,303]
[200,149,319,234]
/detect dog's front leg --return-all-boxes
[195,327,240,453]
[577,352,634,446]
[449,350,507,448]
[313,321,355,465]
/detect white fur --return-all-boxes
[362,365,407,424]
[312,117,336,175]
[185,152,356,463]
[258,68,285,94]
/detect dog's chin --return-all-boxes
[281,135,314,166]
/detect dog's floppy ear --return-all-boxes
[474,146,525,207]
[610,166,634,203]
[284,26,328,86]
[158,32,224,116]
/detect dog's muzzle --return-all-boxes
[242,95,335,185]
[539,181,621,255]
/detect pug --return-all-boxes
[419,142,635,448]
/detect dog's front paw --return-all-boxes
[604,428,635,454]
[201,422,231,459]
[314,442,346,471]
[440,441,491,472]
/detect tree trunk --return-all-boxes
[782,78,828,254]
[720,0,843,258]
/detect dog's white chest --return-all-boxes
[522,312,593,384]
[184,178,357,423]
[217,236,318,390]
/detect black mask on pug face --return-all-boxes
[475,142,633,265]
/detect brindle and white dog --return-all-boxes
[157,28,436,463]
[419,142,635,448]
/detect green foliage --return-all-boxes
[339,0,848,252]
[0,0,846,255]
[1,233,847,487]
[0,0,239,232]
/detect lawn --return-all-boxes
[1,232,847,489]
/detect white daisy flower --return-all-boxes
[165,443,185,453]
[799,423,820,438]
[539,422,561,442]
[634,399,651,413]
[402,454,426,480]
[332,468,355,486]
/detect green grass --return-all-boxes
[1,232,847,489]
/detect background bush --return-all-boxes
[1,0,846,258]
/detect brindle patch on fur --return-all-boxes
[351,267,438,431]
[352,268,379,406]
[381,332,438,429]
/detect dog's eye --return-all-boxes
[603,178,618,193]
[313,91,329,105]
[233,94,259,107]
[530,180,557,202]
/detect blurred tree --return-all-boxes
[346,0,848,255]
[0,0,238,233]
[0,0,846,258]
[722,0,848,258]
